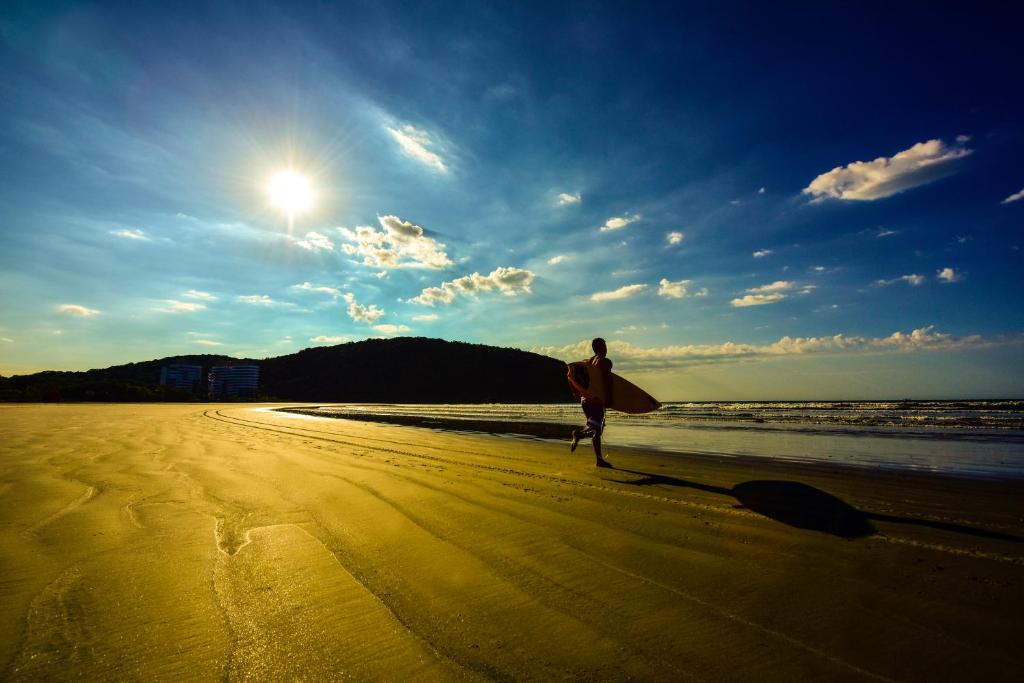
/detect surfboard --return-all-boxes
[567,361,661,414]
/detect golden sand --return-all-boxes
[1,404,1021,681]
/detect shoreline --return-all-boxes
[278,406,1024,481]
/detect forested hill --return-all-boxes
[0,338,572,403]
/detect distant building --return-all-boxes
[159,364,203,393]
[209,365,260,398]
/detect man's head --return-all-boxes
[592,337,607,357]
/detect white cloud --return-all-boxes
[339,215,452,269]
[238,295,276,306]
[876,229,898,238]
[547,255,568,265]
[295,231,334,252]
[591,284,647,302]
[813,266,826,272]
[184,290,217,301]
[694,288,709,297]
[1002,188,1024,204]
[937,267,962,283]
[747,280,794,293]
[876,274,925,287]
[58,304,100,316]
[758,187,766,194]
[109,228,149,240]
[557,192,581,205]
[658,278,689,299]
[193,339,224,346]
[373,324,410,335]
[753,249,772,258]
[159,299,206,313]
[731,293,786,307]
[666,231,684,245]
[800,285,817,295]
[411,267,536,306]
[412,313,439,322]
[385,124,448,173]
[599,214,640,232]
[804,138,972,201]
[533,326,1009,371]
[0,336,12,343]
[309,335,351,344]
[342,292,385,323]
[293,282,342,297]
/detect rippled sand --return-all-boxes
[1,404,1022,681]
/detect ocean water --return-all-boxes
[291,400,1024,479]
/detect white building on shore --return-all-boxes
[208,365,260,398]
[159,364,203,393]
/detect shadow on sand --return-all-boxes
[614,469,1021,541]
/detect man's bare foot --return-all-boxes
[595,458,612,468]
[570,430,580,452]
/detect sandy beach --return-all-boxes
[1,403,1022,681]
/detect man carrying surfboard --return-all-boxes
[569,337,615,468]
[567,338,662,467]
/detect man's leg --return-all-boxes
[592,434,612,467]
[571,425,595,452]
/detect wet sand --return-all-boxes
[1,403,1022,681]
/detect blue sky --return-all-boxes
[1,1,1022,398]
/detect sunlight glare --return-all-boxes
[266,170,314,216]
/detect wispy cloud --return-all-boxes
[0,336,12,343]
[159,299,206,313]
[373,324,410,335]
[747,281,794,293]
[557,192,581,205]
[657,278,689,299]
[294,231,335,252]
[937,267,962,283]
[343,292,385,323]
[310,335,351,344]
[591,284,647,302]
[1001,187,1024,204]
[876,274,925,286]
[385,123,448,173]
[753,249,772,258]
[411,267,535,306]
[193,339,223,346]
[293,282,342,297]
[534,326,1013,371]
[109,228,149,240]
[237,295,276,306]
[598,215,640,232]
[339,215,451,269]
[731,293,785,307]
[666,231,684,245]
[412,313,439,322]
[547,254,568,265]
[184,290,217,301]
[58,304,100,316]
[804,137,972,201]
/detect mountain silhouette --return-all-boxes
[0,337,571,403]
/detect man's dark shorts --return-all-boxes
[582,398,605,435]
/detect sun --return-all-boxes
[266,169,314,217]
